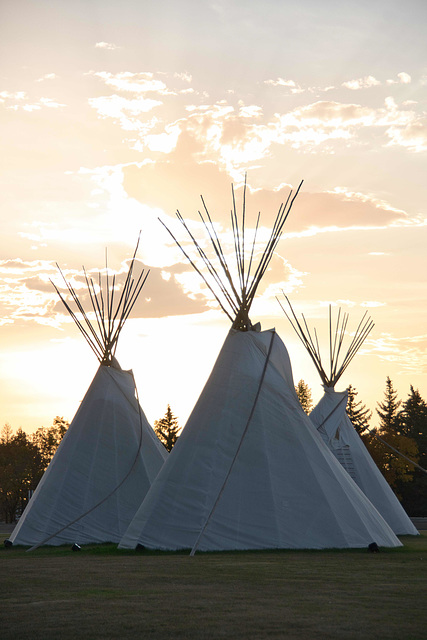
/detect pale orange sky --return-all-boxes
[1,0,426,433]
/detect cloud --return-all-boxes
[368,252,389,256]
[386,116,427,152]
[88,95,161,130]
[95,41,120,50]
[174,72,192,83]
[366,333,427,374]
[138,123,181,153]
[93,71,170,95]
[0,259,59,327]
[36,73,58,82]
[342,76,381,90]
[1,91,66,111]
[387,72,412,85]
[0,255,207,329]
[264,78,304,94]
[121,147,408,242]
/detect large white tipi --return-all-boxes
[119,182,401,552]
[280,298,418,536]
[8,241,167,548]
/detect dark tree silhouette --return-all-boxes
[376,376,402,433]
[0,427,43,523]
[154,405,181,452]
[395,386,427,515]
[346,385,372,435]
[0,419,69,523]
[31,416,69,469]
[295,379,313,415]
[368,378,419,490]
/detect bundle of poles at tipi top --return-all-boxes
[277,294,375,387]
[160,177,303,331]
[50,233,149,366]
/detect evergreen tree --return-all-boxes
[346,385,372,435]
[399,386,427,459]
[376,376,402,433]
[395,386,427,515]
[368,378,419,491]
[295,379,313,415]
[154,405,181,452]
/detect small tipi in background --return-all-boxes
[279,297,418,536]
[8,239,167,548]
[119,180,400,553]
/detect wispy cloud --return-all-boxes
[386,71,412,85]
[1,91,65,111]
[366,333,427,374]
[92,71,171,95]
[95,41,120,50]
[36,73,58,82]
[88,95,161,130]
[386,116,427,152]
[342,75,381,90]
[264,78,304,94]
[0,259,59,327]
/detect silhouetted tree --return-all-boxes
[395,386,427,515]
[0,419,69,523]
[0,428,43,523]
[295,379,313,415]
[399,386,427,457]
[368,378,419,491]
[346,385,372,435]
[31,416,69,469]
[376,376,402,433]
[154,405,181,452]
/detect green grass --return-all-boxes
[1,534,426,639]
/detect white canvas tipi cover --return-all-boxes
[310,387,418,536]
[120,329,401,551]
[10,362,167,547]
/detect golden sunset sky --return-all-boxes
[1,0,426,433]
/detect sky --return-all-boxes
[1,0,426,433]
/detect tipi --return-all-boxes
[8,240,167,548]
[279,297,418,536]
[119,182,400,552]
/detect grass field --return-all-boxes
[1,532,426,640]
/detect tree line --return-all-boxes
[0,417,69,523]
[0,407,182,524]
[296,377,426,516]
[1,378,425,523]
